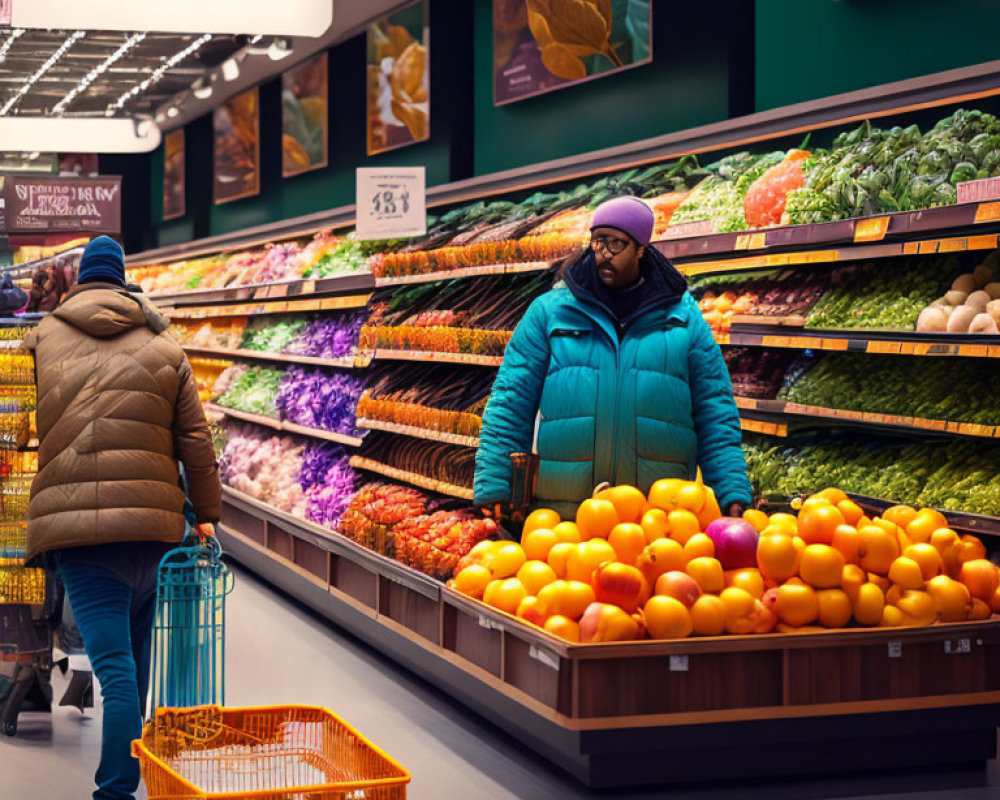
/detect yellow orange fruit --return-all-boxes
[516,595,547,626]
[551,521,582,544]
[517,560,558,595]
[906,508,948,544]
[720,587,757,634]
[643,595,693,639]
[841,564,867,603]
[743,509,769,533]
[926,575,972,622]
[768,513,799,537]
[608,523,647,565]
[689,594,727,636]
[696,486,723,530]
[880,605,905,628]
[837,500,864,527]
[654,571,702,607]
[522,528,558,562]
[724,568,765,599]
[990,587,1000,613]
[667,509,701,545]
[894,589,936,626]
[831,524,861,564]
[565,539,616,583]
[636,538,685,585]
[883,504,918,531]
[483,578,528,615]
[958,559,999,601]
[595,485,647,524]
[814,488,849,505]
[858,525,900,574]
[575,498,619,540]
[776,583,820,627]
[682,533,715,564]
[685,557,725,593]
[867,572,891,592]
[535,580,595,620]
[523,508,560,536]
[546,542,575,578]
[798,503,845,545]
[647,478,688,511]
[639,509,671,544]
[887,557,925,590]
[451,564,493,598]
[756,534,800,583]
[799,544,847,589]
[902,543,943,581]
[969,598,992,621]
[853,582,885,626]
[543,614,580,642]
[491,542,527,578]
[817,588,853,629]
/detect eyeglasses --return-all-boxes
[590,233,631,255]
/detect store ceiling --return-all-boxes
[0,29,245,118]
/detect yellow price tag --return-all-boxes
[975,202,1000,223]
[937,237,968,253]
[854,216,890,242]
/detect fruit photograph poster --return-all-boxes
[366,0,430,156]
[493,0,652,105]
[214,87,260,204]
[162,129,185,220]
[282,52,329,178]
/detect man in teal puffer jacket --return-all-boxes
[474,196,752,521]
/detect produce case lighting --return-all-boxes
[8,1,332,37]
[221,58,239,81]
[267,39,293,61]
[0,117,161,153]
[167,107,179,118]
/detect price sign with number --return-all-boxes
[356,167,427,240]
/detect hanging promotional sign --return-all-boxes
[356,167,426,240]
[3,175,121,233]
[214,87,260,204]
[163,129,186,220]
[282,52,329,177]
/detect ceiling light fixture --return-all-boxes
[191,77,213,100]
[267,38,293,61]
[112,33,212,113]
[0,116,161,153]
[0,29,25,66]
[221,58,240,82]
[53,31,146,115]
[0,30,85,117]
[167,107,179,118]
[8,1,332,37]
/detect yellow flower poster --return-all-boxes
[493,0,652,105]
[282,52,329,178]
[366,1,430,156]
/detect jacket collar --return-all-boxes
[562,247,688,332]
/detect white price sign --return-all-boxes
[356,167,426,240]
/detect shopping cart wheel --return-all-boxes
[2,719,15,737]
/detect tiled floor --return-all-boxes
[2,565,999,800]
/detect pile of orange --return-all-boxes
[447,480,1000,643]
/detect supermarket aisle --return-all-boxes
[3,564,1000,800]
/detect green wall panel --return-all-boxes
[472,0,743,175]
[756,0,1000,111]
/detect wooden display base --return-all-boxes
[218,493,1000,788]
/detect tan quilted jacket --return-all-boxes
[24,283,221,561]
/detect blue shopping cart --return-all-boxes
[149,532,234,713]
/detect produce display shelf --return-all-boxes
[349,456,474,500]
[203,404,364,447]
[657,202,1000,263]
[375,260,554,287]
[183,346,357,370]
[734,396,999,440]
[356,418,480,448]
[147,271,374,308]
[361,349,504,368]
[740,417,788,437]
[717,322,1000,358]
[165,293,372,319]
[218,498,1000,789]
[0,246,86,280]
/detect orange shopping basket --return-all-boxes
[133,704,411,799]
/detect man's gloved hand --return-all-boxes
[725,502,747,518]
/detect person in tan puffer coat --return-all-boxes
[25,235,221,800]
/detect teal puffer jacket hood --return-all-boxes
[474,248,751,519]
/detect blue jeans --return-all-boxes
[54,543,169,800]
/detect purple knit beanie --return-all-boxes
[590,196,655,246]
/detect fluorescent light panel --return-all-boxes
[0,31,85,116]
[11,1,332,37]
[53,32,146,115]
[0,117,162,153]
[112,34,211,112]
